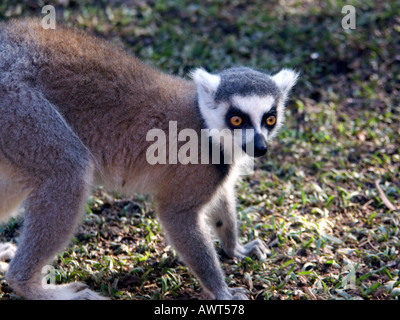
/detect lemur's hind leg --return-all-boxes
[0,163,30,273]
[209,185,270,260]
[0,83,105,299]
[5,166,103,300]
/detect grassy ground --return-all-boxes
[0,0,399,300]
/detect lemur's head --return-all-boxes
[193,67,298,158]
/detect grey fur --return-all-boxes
[0,19,296,300]
[215,67,280,102]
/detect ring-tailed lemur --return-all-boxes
[0,19,298,300]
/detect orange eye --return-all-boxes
[230,116,243,127]
[266,116,276,126]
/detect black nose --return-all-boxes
[253,133,268,157]
[243,133,268,157]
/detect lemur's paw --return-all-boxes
[229,287,248,300]
[0,243,17,273]
[235,239,270,260]
[61,282,108,300]
[8,280,108,300]
[214,287,248,300]
[0,262,8,273]
[0,243,17,261]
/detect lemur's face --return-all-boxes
[225,95,277,157]
[193,67,298,158]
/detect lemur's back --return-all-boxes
[0,18,196,120]
[0,19,199,188]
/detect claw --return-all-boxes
[234,239,270,260]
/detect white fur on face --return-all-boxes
[193,67,296,148]
[231,95,283,142]
[192,68,225,131]
[231,95,275,133]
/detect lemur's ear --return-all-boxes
[192,68,220,94]
[272,69,299,97]
[191,68,221,108]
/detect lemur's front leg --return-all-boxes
[157,201,247,300]
[209,185,270,260]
